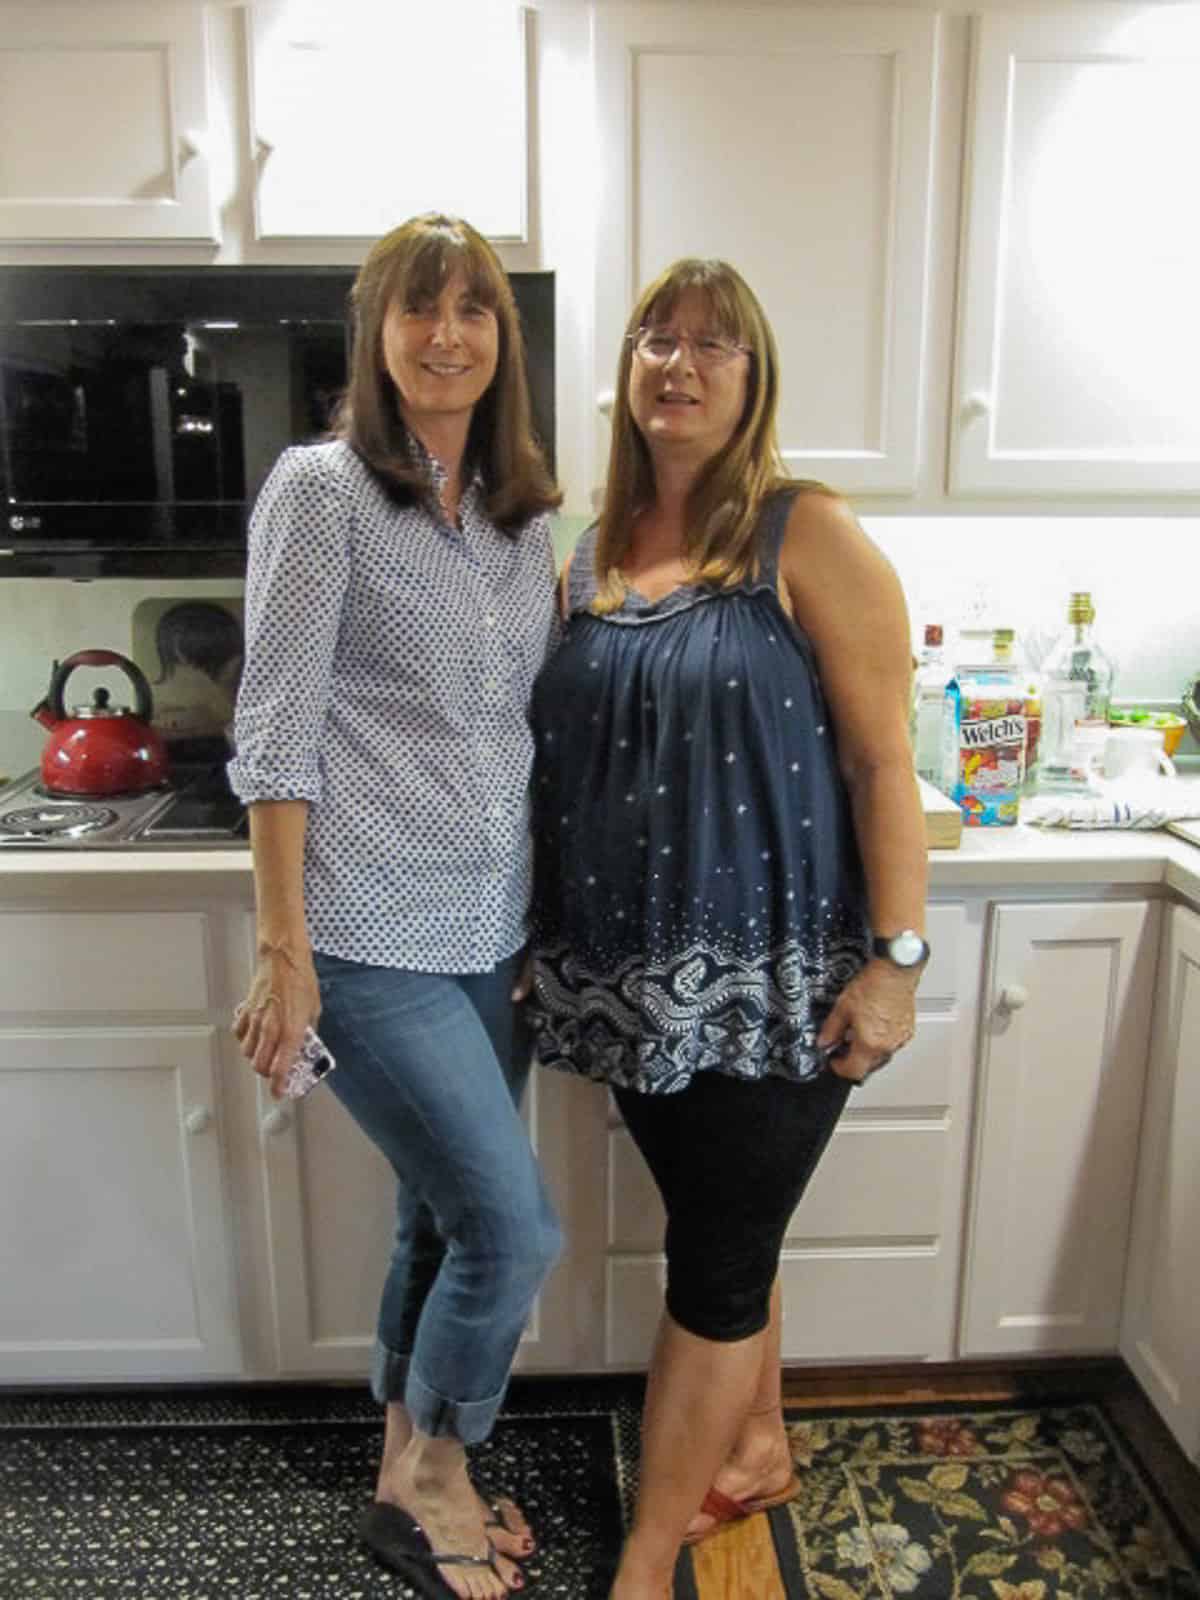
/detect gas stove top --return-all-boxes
[0,766,247,848]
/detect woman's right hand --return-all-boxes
[232,942,321,1099]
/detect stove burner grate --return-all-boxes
[0,802,120,838]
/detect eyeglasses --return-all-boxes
[628,327,751,369]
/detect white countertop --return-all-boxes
[3,820,1200,907]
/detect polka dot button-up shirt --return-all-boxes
[228,439,558,973]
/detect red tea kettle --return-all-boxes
[30,649,169,797]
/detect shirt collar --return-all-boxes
[403,429,485,499]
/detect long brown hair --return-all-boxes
[593,258,831,611]
[334,213,561,532]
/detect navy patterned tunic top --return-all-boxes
[529,488,870,1095]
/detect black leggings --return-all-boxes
[613,1068,851,1343]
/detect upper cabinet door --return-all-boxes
[0,1,216,244]
[952,10,1200,498]
[246,0,529,243]
[593,5,938,496]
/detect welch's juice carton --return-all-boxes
[941,640,1026,827]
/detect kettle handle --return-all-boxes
[48,650,154,722]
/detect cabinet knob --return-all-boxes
[960,392,992,424]
[998,983,1028,1012]
[177,133,203,167]
[596,389,615,417]
[261,1106,292,1137]
[183,1105,212,1135]
[254,136,275,164]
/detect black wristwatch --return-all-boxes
[872,929,931,969]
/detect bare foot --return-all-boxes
[608,1568,675,1599]
[608,1536,677,1600]
[379,1443,523,1598]
[479,1490,536,1561]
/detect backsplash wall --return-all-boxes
[2,513,1196,783]
[0,576,244,784]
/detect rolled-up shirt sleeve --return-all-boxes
[227,448,351,804]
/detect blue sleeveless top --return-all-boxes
[528,488,870,1095]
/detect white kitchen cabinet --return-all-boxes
[0,891,583,1384]
[592,4,938,497]
[603,901,983,1368]
[0,903,240,1380]
[1120,902,1200,1464]
[961,898,1161,1357]
[951,9,1200,498]
[244,0,529,243]
[0,1,217,244]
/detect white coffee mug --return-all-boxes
[1098,727,1177,782]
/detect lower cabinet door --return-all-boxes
[961,899,1161,1357]
[1119,903,1200,1461]
[0,1028,241,1381]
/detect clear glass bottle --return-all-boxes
[912,623,948,786]
[1037,592,1115,792]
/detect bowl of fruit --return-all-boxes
[1108,705,1188,758]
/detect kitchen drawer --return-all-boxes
[0,912,211,1014]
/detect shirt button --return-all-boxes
[483,676,499,691]
[483,612,497,627]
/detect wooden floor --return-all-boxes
[677,1360,1200,1599]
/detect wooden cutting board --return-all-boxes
[917,775,963,849]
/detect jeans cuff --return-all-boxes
[370,1338,412,1404]
[405,1365,508,1446]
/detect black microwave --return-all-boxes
[0,266,555,579]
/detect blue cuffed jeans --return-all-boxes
[312,948,562,1445]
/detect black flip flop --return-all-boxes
[360,1502,514,1596]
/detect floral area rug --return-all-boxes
[743,1402,1200,1600]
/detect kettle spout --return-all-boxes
[30,659,61,728]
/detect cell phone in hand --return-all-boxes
[282,1027,336,1099]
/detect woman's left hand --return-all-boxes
[817,958,917,1084]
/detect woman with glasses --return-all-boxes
[230,214,562,1600]
[528,259,928,1598]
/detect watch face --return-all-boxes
[891,930,927,967]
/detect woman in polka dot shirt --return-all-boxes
[528,259,930,1599]
[230,215,562,1600]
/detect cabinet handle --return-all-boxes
[261,1106,292,1137]
[184,1105,212,1135]
[998,983,1028,1012]
[960,392,992,425]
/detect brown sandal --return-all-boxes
[682,1474,802,1546]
